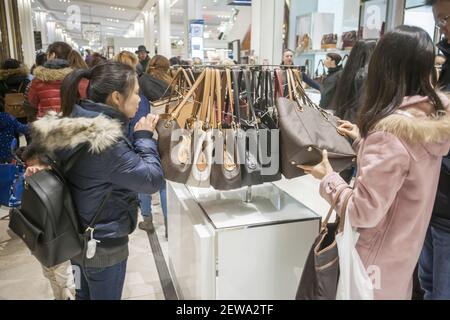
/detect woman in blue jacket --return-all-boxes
[27,61,163,300]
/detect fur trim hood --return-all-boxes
[0,67,29,81]
[30,112,124,155]
[33,60,73,81]
[374,95,450,146]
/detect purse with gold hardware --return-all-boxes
[156,69,208,184]
[277,68,356,179]
[210,69,242,191]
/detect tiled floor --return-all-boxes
[0,197,169,300]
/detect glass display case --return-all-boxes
[167,182,321,300]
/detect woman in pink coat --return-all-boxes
[300,26,450,300]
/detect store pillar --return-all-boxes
[183,0,202,59]
[47,21,56,45]
[251,0,284,65]
[143,10,156,56]
[35,11,48,51]
[158,0,171,57]
[17,0,35,67]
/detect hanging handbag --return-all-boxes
[277,68,356,179]
[156,69,208,184]
[234,69,264,187]
[4,82,27,119]
[253,69,281,183]
[152,68,195,129]
[314,60,327,84]
[296,188,352,300]
[186,69,215,188]
[210,68,242,191]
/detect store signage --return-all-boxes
[190,19,204,59]
[361,0,387,39]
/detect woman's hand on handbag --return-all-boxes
[135,114,159,133]
[297,149,334,180]
[337,120,360,141]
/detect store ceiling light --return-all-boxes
[110,6,125,11]
[59,0,71,2]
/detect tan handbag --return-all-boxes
[152,68,195,128]
[277,68,356,179]
[4,82,27,119]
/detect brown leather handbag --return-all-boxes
[296,188,352,300]
[4,82,27,119]
[278,68,356,179]
[156,69,208,184]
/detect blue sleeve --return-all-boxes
[11,115,29,135]
[128,95,151,141]
[302,72,321,91]
[108,134,163,195]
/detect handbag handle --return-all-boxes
[243,69,259,129]
[232,69,242,127]
[338,191,353,234]
[169,68,207,121]
[225,68,235,126]
[320,186,352,232]
[214,69,223,129]
[315,59,325,77]
[274,68,284,99]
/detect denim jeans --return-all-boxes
[138,182,167,219]
[419,225,450,300]
[72,259,127,300]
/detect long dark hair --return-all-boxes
[332,40,376,119]
[358,25,445,137]
[61,61,137,117]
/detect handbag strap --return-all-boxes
[243,69,258,129]
[225,68,235,125]
[232,69,242,127]
[320,186,352,232]
[274,69,284,99]
[170,68,207,121]
[337,190,353,234]
[198,68,212,123]
[214,69,223,129]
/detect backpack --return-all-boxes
[4,82,27,119]
[8,146,108,268]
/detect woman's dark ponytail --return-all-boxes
[61,69,91,117]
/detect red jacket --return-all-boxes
[28,63,88,118]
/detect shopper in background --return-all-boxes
[0,102,29,163]
[114,51,168,236]
[169,56,181,66]
[25,53,47,123]
[299,26,450,300]
[28,42,88,118]
[139,55,172,102]
[26,61,163,300]
[67,50,89,70]
[319,53,343,110]
[136,45,151,76]
[417,0,450,301]
[138,54,170,235]
[84,49,93,66]
[281,49,320,93]
[331,40,377,122]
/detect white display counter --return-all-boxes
[167,181,322,300]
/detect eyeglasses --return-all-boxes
[436,14,450,28]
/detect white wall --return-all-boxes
[227,6,252,42]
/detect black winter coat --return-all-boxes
[431,39,450,232]
[28,100,163,241]
[139,74,170,102]
[319,65,343,110]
